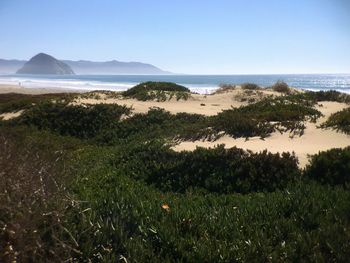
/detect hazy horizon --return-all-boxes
[1,0,349,74]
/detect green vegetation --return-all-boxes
[1,86,350,262]
[0,126,82,262]
[14,102,131,139]
[123,81,191,101]
[7,96,321,144]
[212,98,321,138]
[215,83,236,93]
[320,107,350,134]
[115,143,300,194]
[2,126,350,262]
[0,92,76,114]
[282,90,350,105]
[79,90,122,100]
[305,147,350,187]
[305,90,350,104]
[241,83,261,90]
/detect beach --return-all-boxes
[1,83,349,168]
[0,84,87,94]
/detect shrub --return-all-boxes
[320,107,350,134]
[5,94,322,144]
[305,147,350,186]
[123,81,190,101]
[211,109,273,138]
[14,102,131,139]
[70,144,350,262]
[271,80,290,93]
[95,108,211,144]
[0,126,82,262]
[214,84,236,93]
[0,92,76,114]
[303,90,350,104]
[117,143,301,194]
[241,83,261,90]
[211,98,321,138]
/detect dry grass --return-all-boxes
[214,84,237,94]
[0,127,80,262]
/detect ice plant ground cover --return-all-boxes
[0,83,350,262]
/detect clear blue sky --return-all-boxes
[0,0,349,74]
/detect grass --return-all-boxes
[1,84,350,262]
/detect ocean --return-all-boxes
[0,74,350,94]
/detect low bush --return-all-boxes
[5,96,322,145]
[320,107,350,134]
[118,143,300,194]
[271,80,290,93]
[305,147,350,186]
[0,126,82,262]
[2,95,350,261]
[0,92,76,114]
[215,83,236,93]
[211,98,321,138]
[123,81,191,101]
[241,83,261,90]
[212,109,273,138]
[68,144,350,262]
[303,90,350,104]
[79,90,121,99]
[14,102,131,139]
[95,108,211,144]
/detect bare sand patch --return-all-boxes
[173,102,350,168]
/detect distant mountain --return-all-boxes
[16,53,75,75]
[0,59,26,74]
[63,60,170,75]
[0,53,170,75]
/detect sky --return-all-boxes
[0,0,349,74]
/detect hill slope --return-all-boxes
[63,60,170,74]
[0,55,170,75]
[16,53,75,75]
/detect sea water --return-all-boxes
[0,74,349,94]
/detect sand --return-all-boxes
[0,110,24,120]
[73,87,280,115]
[0,84,87,95]
[1,84,349,167]
[173,101,350,168]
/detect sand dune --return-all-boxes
[73,86,280,115]
[173,101,350,168]
[1,84,349,167]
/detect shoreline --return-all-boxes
[0,84,88,94]
[1,73,350,94]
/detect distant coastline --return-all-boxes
[0,73,349,94]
